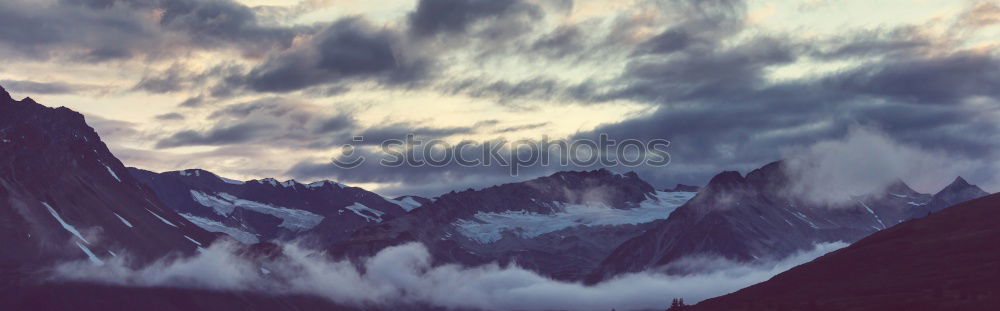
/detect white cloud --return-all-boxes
[53,240,845,310]
[782,126,989,205]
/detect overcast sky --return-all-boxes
[2,0,999,196]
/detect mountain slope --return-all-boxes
[129,168,408,244]
[591,161,987,282]
[0,85,362,311]
[336,169,697,281]
[693,193,1000,311]
[0,86,215,281]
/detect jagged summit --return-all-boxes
[699,161,788,192]
[914,176,990,218]
[944,176,972,190]
[704,170,745,189]
[931,176,986,200]
[884,178,921,196]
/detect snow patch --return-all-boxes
[147,209,178,228]
[180,213,259,244]
[75,241,103,265]
[455,191,695,243]
[787,209,819,229]
[344,203,386,223]
[390,196,423,212]
[43,202,90,244]
[184,235,203,246]
[188,191,324,231]
[306,180,345,189]
[114,213,133,228]
[102,163,122,182]
[190,190,236,215]
[858,201,886,229]
[220,177,245,185]
[179,170,202,177]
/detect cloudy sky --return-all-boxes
[2,0,999,196]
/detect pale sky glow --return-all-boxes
[1,0,998,196]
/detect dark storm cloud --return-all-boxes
[0,0,304,63]
[8,0,997,194]
[0,79,95,95]
[529,26,585,59]
[0,0,157,62]
[61,0,119,9]
[153,0,303,55]
[577,49,1000,189]
[207,97,305,119]
[71,0,304,54]
[633,29,695,55]
[154,112,186,121]
[5,0,546,96]
[433,0,758,105]
[260,0,1000,194]
[588,35,799,104]
[243,18,429,93]
[629,1,745,56]
[806,28,932,60]
[445,77,572,104]
[408,0,538,37]
[178,95,206,107]
[825,52,1000,105]
[156,122,275,148]
[133,65,190,93]
[551,0,1000,189]
[354,122,479,145]
[156,96,361,149]
[315,114,357,134]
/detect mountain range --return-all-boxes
[332,169,698,281]
[129,160,986,284]
[591,161,988,282]
[128,167,417,244]
[1,84,995,310]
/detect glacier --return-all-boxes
[455,191,696,243]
